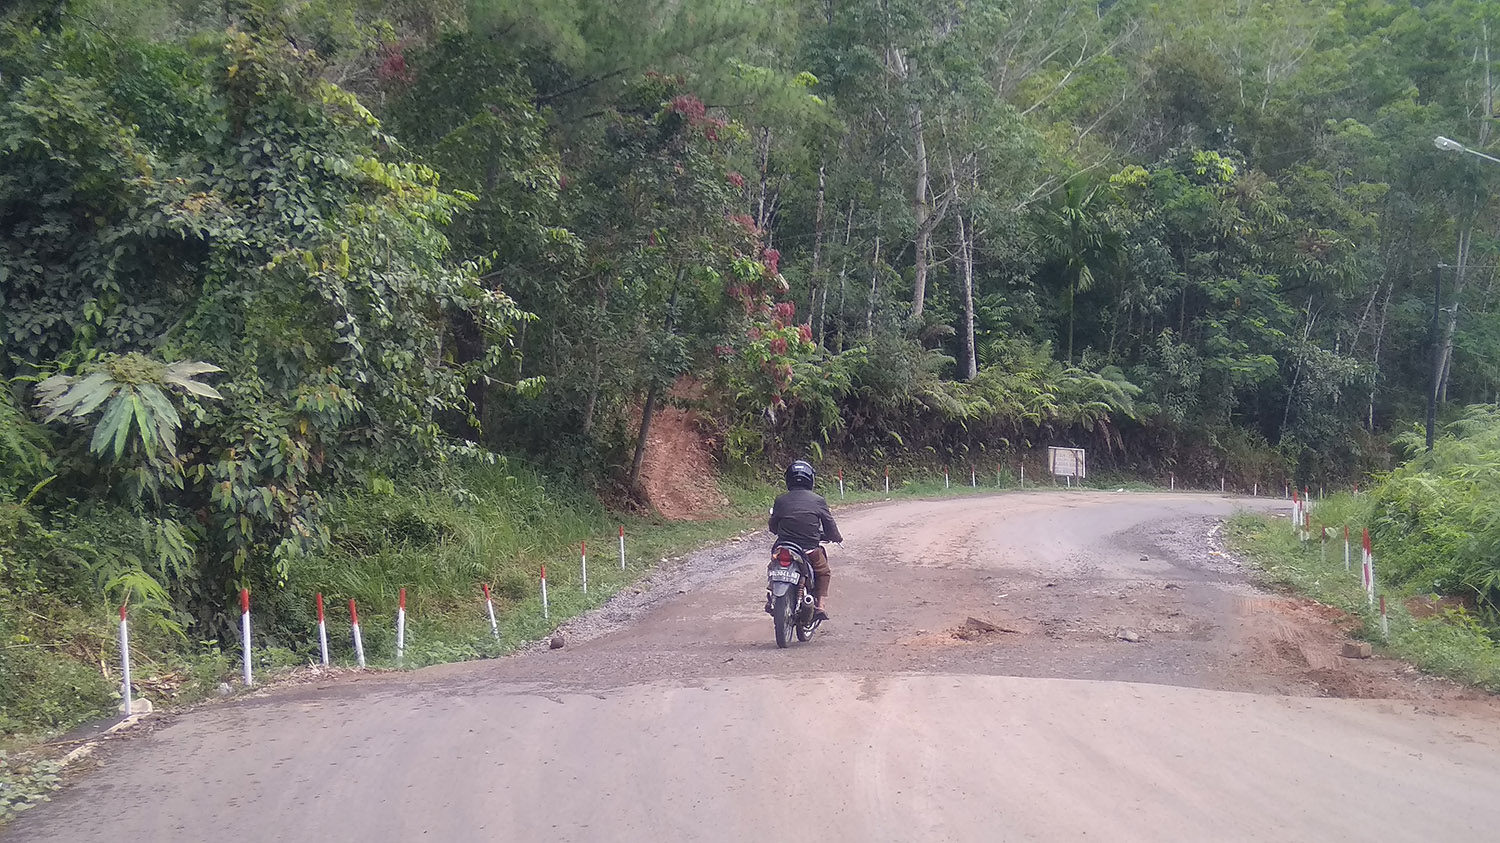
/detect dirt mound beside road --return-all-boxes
[636,379,728,520]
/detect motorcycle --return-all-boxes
[765,542,823,648]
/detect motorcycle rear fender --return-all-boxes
[770,582,793,597]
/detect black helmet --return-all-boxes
[785,460,816,490]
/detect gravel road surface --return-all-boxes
[13,491,1500,842]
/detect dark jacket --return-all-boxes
[769,488,843,550]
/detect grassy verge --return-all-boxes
[1226,510,1500,692]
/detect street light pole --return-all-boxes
[1435,135,1500,164]
[1427,134,1497,450]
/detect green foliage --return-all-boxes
[1371,406,1500,608]
[35,356,222,464]
[1,22,527,630]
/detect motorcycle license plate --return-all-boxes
[768,568,801,584]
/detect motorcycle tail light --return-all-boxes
[775,548,793,567]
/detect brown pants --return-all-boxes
[807,547,831,599]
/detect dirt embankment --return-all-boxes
[636,378,727,520]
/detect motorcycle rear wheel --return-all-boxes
[773,592,793,648]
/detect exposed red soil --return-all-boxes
[636,378,727,520]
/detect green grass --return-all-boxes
[1227,510,1500,693]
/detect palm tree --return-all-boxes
[1035,177,1121,364]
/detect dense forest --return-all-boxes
[4,0,1500,733]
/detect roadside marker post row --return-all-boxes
[316,593,329,666]
[240,588,253,687]
[119,604,132,715]
[483,583,500,640]
[396,588,407,665]
[350,599,366,668]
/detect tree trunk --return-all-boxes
[910,101,933,321]
[866,232,882,339]
[957,211,978,380]
[1367,281,1392,431]
[755,128,773,231]
[867,147,888,338]
[1438,225,1474,403]
[1067,275,1077,364]
[830,199,855,351]
[628,381,660,491]
[1280,302,1316,437]
[627,279,680,492]
[808,162,826,341]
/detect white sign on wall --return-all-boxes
[1047,447,1086,479]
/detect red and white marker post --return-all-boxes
[396,588,407,666]
[838,468,844,498]
[482,583,500,640]
[1221,476,1226,493]
[240,588,253,687]
[1361,528,1375,607]
[1016,463,1023,488]
[1253,481,1259,496]
[944,467,950,490]
[1319,523,1327,562]
[581,541,588,595]
[884,467,890,494]
[1343,525,1351,573]
[619,526,627,570]
[1170,472,1175,491]
[119,603,132,716]
[316,593,329,667]
[540,565,550,620]
[349,598,366,668]
[1291,488,1302,538]
[971,466,977,488]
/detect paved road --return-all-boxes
[14,492,1500,842]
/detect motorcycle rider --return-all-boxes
[769,460,842,621]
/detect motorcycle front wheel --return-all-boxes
[773,592,793,649]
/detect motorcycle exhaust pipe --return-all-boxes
[801,594,816,607]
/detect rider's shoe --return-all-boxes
[813,609,830,622]
[764,598,774,614]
